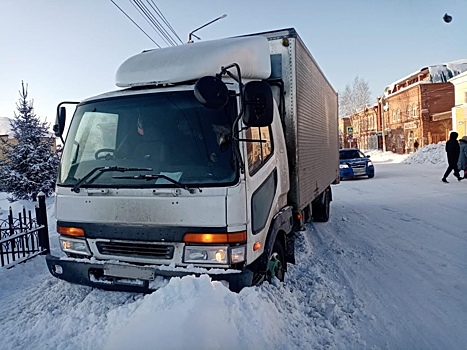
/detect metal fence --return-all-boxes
[0,194,49,269]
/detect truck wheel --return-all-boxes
[312,190,330,222]
[267,239,286,282]
[368,174,374,178]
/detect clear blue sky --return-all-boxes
[1,0,466,124]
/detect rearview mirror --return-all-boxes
[194,76,229,109]
[54,106,66,137]
[242,81,273,128]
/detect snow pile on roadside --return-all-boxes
[402,143,446,165]
[363,149,408,164]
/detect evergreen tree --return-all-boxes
[0,82,59,200]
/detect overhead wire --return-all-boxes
[132,0,178,46]
[130,0,172,46]
[109,0,161,48]
[147,0,183,44]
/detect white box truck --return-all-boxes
[47,28,339,292]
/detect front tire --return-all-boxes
[267,239,286,282]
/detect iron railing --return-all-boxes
[0,194,49,268]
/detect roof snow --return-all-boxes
[384,59,467,95]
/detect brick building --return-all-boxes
[338,116,352,148]
[349,104,379,150]
[379,61,467,154]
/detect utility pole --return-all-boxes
[380,95,388,152]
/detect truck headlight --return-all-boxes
[367,161,373,166]
[339,164,349,169]
[59,236,91,256]
[183,245,246,264]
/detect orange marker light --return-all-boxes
[184,231,246,244]
[253,242,261,251]
[297,213,302,220]
[57,226,85,237]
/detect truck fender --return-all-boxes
[249,205,294,273]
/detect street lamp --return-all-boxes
[188,14,227,43]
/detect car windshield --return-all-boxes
[339,150,365,160]
[58,90,238,188]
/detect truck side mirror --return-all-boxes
[194,76,229,109]
[54,106,66,137]
[242,81,273,127]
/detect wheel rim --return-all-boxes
[268,252,284,281]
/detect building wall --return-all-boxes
[350,106,378,150]
[338,117,352,148]
[381,79,455,154]
[385,85,421,154]
[450,72,467,137]
[421,83,455,145]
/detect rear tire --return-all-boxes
[312,189,331,222]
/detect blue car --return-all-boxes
[339,148,375,179]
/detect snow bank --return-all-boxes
[402,143,446,165]
[362,149,409,164]
[361,143,447,165]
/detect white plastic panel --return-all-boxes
[115,36,271,87]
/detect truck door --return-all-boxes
[244,124,277,262]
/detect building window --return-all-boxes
[464,91,467,103]
[412,103,417,118]
[406,105,411,119]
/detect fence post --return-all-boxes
[8,207,16,260]
[37,193,50,255]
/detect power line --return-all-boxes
[132,0,177,46]
[148,0,183,44]
[109,0,161,48]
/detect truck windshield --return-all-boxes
[58,90,238,188]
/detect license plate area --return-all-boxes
[104,263,155,281]
[353,167,365,175]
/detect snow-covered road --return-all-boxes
[306,163,467,349]
[0,160,466,349]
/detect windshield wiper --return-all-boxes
[112,174,201,194]
[71,166,153,193]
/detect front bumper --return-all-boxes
[46,254,253,293]
[340,166,374,178]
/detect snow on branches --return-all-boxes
[0,82,59,201]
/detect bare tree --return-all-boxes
[339,76,371,117]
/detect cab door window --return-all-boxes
[246,126,273,175]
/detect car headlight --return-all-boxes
[59,236,91,256]
[339,164,349,169]
[367,161,373,166]
[184,245,246,264]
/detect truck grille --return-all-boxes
[96,241,174,259]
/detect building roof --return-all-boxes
[384,59,467,96]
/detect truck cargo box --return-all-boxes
[247,28,339,211]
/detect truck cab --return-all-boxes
[47,35,294,292]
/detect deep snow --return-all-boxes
[0,144,466,350]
